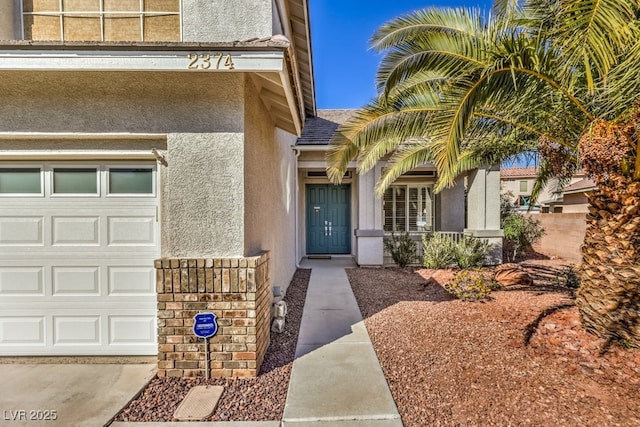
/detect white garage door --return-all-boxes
[0,162,159,355]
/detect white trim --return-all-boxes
[0,151,158,161]
[297,160,357,169]
[295,145,329,151]
[279,58,302,135]
[0,50,285,73]
[0,132,165,140]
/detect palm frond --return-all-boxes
[371,7,483,52]
[547,0,639,91]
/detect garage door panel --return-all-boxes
[53,316,101,345]
[108,216,156,246]
[52,216,100,246]
[0,216,44,246]
[108,265,155,296]
[109,315,156,345]
[52,266,100,296]
[0,316,45,345]
[0,266,45,296]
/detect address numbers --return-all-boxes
[187,53,235,70]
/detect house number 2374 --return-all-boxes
[187,53,235,70]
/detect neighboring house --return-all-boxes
[295,110,503,266]
[501,166,586,212]
[0,0,314,366]
[549,178,597,214]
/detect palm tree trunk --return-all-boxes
[576,185,640,347]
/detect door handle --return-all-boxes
[324,220,328,236]
[329,221,332,236]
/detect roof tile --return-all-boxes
[297,109,355,145]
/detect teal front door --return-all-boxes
[306,184,351,254]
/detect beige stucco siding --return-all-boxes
[0,1,19,40]
[243,77,297,291]
[182,0,273,42]
[0,71,244,134]
[163,132,245,257]
[436,177,466,232]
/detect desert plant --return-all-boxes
[443,270,501,301]
[384,232,417,267]
[502,213,545,262]
[455,235,491,268]
[422,233,457,269]
[423,233,490,269]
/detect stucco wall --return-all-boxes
[0,0,19,40]
[437,177,466,231]
[163,132,245,258]
[182,0,273,42]
[0,70,248,258]
[0,71,244,134]
[243,77,297,292]
[528,213,586,263]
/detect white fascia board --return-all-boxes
[279,58,302,136]
[298,160,357,169]
[295,145,328,151]
[0,49,284,72]
[0,150,157,160]
[0,132,166,140]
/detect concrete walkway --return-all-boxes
[282,258,402,426]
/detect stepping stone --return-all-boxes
[173,385,224,421]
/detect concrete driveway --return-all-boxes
[0,363,155,427]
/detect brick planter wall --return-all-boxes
[154,251,271,378]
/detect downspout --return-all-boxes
[293,146,302,268]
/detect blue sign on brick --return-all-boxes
[193,312,218,338]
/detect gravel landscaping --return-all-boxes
[114,261,640,426]
[113,269,310,423]
[348,265,640,427]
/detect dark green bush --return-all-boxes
[384,232,417,267]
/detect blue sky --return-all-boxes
[310,1,493,109]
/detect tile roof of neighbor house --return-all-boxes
[500,166,540,179]
[562,178,597,194]
[296,109,355,145]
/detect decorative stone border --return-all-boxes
[154,251,271,378]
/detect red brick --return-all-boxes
[233,352,256,360]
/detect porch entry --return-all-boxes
[306,184,351,254]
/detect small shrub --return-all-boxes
[443,270,501,301]
[502,213,545,261]
[455,236,491,268]
[423,233,491,269]
[555,266,580,289]
[384,232,417,267]
[422,233,457,268]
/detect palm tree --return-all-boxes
[326,0,640,346]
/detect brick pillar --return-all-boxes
[155,251,271,378]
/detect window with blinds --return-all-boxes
[383,185,434,232]
[22,0,181,42]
